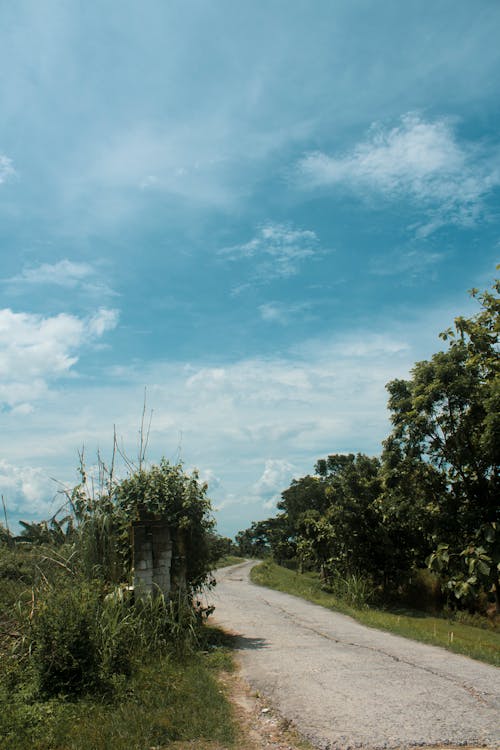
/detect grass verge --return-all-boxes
[0,635,238,750]
[216,555,247,568]
[251,560,500,667]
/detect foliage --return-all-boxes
[385,277,500,606]
[0,649,237,750]
[32,581,102,696]
[116,458,215,594]
[235,520,272,558]
[0,523,13,547]
[428,521,500,606]
[0,437,235,748]
[206,532,238,564]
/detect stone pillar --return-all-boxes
[132,519,173,600]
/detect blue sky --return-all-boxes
[1,1,499,536]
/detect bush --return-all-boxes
[322,572,376,608]
[401,568,443,613]
[32,581,101,697]
[29,578,205,698]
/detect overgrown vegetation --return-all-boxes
[237,275,500,622]
[0,449,238,748]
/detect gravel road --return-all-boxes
[209,561,500,750]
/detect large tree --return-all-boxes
[385,278,500,606]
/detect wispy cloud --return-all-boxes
[0,307,119,409]
[259,301,312,325]
[297,113,500,234]
[5,259,117,297]
[0,154,15,184]
[220,223,322,286]
[370,248,446,280]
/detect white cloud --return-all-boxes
[0,299,467,535]
[252,459,296,509]
[10,259,93,287]
[0,307,119,408]
[0,154,15,184]
[197,468,221,490]
[220,223,322,282]
[5,259,117,297]
[298,113,500,232]
[0,459,56,517]
[81,124,238,210]
[88,308,120,336]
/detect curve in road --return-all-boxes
[210,561,500,750]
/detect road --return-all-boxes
[209,561,500,750]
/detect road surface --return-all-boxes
[210,561,500,750]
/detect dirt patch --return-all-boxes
[220,668,314,750]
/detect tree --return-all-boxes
[277,454,392,583]
[235,520,272,558]
[278,475,329,528]
[312,453,386,580]
[385,277,500,607]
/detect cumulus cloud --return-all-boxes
[0,304,458,533]
[0,459,56,517]
[5,259,117,297]
[252,459,296,509]
[197,467,222,490]
[0,154,15,184]
[88,308,119,336]
[220,222,322,283]
[298,114,500,233]
[0,307,119,408]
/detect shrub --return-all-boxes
[323,572,376,608]
[32,581,101,697]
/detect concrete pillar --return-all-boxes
[132,519,173,600]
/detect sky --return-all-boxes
[0,1,499,537]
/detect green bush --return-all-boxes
[32,581,101,697]
[322,572,375,608]
[29,578,206,699]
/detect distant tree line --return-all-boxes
[236,276,500,613]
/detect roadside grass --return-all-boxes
[0,642,238,750]
[1,660,236,750]
[216,555,246,568]
[0,544,244,750]
[251,560,500,667]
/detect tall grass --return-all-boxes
[0,534,237,748]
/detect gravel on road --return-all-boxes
[209,561,500,750]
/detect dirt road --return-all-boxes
[209,561,500,750]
